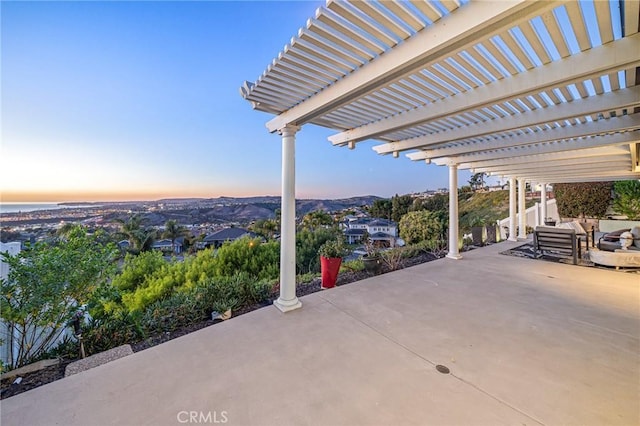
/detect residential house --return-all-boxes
[197,228,257,249]
[343,218,398,247]
[151,238,183,254]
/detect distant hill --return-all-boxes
[121,195,382,226]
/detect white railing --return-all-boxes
[498,199,559,240]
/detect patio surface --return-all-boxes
[1,241,639,425]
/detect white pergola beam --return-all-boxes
[265,1,554,133]
[334,33,640,148]
[458,146,629,169]
[479,161,632,177]
[396,90,640,160]
[429,130,640,164]
[507,172,640,182]
[472,156,631,173]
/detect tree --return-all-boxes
[0,226,117,368]
[421,193,449,213]
[369,199,392,219]
[399,210,446,248]
[391,194,413,222]
[468,172,487,191]
[163,220,187,253]
[114,214,155,254]
[250,219,279,240]
[300,210,334,231]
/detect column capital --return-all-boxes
[278,124,300,137]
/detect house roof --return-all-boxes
[241,0,640,183]
[369,219,396,227]
[152,239,182,248]
[203,228,255,242]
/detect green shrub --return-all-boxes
[140,291,202,335]
[340,258,364,272]
[213,237,280,280]
[399,210,446,246]
[613,180,640,220]
[296,228,341,274]
[297,272,319,284]
[112,251,166,292]
[83,313,145,355]
[554,182,612,218]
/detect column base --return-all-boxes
[446,253,462,260]
[507,237,518,242]
[273,298,302,313]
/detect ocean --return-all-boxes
[0,203,64,214]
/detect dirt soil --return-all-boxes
[0,252,439,399]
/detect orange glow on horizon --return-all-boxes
[0,187,287,203]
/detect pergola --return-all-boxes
[240,0,640,312]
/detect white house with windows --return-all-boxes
[343,218,398,246]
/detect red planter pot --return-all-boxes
[320,256,342,289]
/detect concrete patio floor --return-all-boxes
[1,241,639,426]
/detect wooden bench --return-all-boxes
[533,226,580,265]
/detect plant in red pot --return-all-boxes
[318,238,346,289]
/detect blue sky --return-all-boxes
[2,0,477,202]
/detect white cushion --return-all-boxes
[557,221,586,235]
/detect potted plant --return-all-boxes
[361,231,381,274]
[318,238,346,289]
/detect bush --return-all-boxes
[83,313,145,355]
[296,228,341,274]
[340,259,364,272]
[613,180,640,219]
[554,182,612,218]
[112,251,166,292]
[399,210,446,246]
[214,237,280,280]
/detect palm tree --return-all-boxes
[114,214,156,254]
[163,220,187,253]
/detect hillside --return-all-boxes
[112,195,382,226]
[458,190,537,228]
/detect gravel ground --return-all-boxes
[0,252,439,399]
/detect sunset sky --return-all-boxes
[1,1,478,203]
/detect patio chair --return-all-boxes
[533,226,580,265]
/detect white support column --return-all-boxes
[540,182,548,224]
[446,163,462,260]
[274,124,302,313]
[518,179,527,240]
[508,178,517,241]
